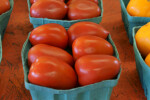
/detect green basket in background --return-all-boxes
[133,26,150,100]
[27,0,103,28]
[21,32,121,100]
[0,0,14,63]
[120,0,150,44]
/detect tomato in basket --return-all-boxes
[28,44,74,67]
[28,56,77,89]
[29,23,68,49]
[68,22,109,46]
[68,1,101,20]
[30,0,68,19]
[72,36,113,60]
[0,0,10,15]
[75,55,120,86]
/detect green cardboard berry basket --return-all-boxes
[0,0,14,63]
[133,26,150,100]
[120,0,150,44]
[27,0,103,28]
[21,32,121,100]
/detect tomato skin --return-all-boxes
[68,22,109,46]
[0,0,10,15]
[28,44,74,67]
[28,56,77,89]
[75,55,121,86]
[67,0,98,5]
[72,36,113,60]
[30,0,68,19]
[68,1,101,20]
[30,0,64,5]
[29,23,68,49]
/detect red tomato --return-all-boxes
[0,0,10,15]
[67,0,98,5]
[28,56,77,89]
[72,36,113,60]
[30,0,65,5]
[29,23,68,49]
[30,0,68,19]
[68,22,109,46]
[28,44,74,67]
[75,55,121,86]
[68,1,101,20]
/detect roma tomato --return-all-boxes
[68,22,109,46]
[145,53,150,67]
[72,36,113,60]
[67,0,98,5]
[68,1,101,20]
[28,56,77,89]
[29,23,68,49]
[75,55,121,86]
[0,0,10,15]
[30,0,65,5]
[30,0,68,19]
[28,44,74,67]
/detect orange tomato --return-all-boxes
[145,53,150,67]
[135,22,150,57]
[127,0,150,17]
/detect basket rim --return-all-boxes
[132,26,150,70]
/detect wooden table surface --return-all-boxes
[0,0,147,100]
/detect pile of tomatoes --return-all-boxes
[30,0,101,20]
[27,22,121,89]
[0,0,10,15]
[135,22,150,67]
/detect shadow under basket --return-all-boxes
[133,26,150,100]
[120,0,150,44]
[21,32,121,100]
[27,0,103,28]
[0,0,14,63]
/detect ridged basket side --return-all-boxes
[133,26,150,100]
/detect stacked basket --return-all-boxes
[27,0,103,28]
[21,32,121,100]
[120,0,150,99]
[21,0,122,100]
[133,27,150,100]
